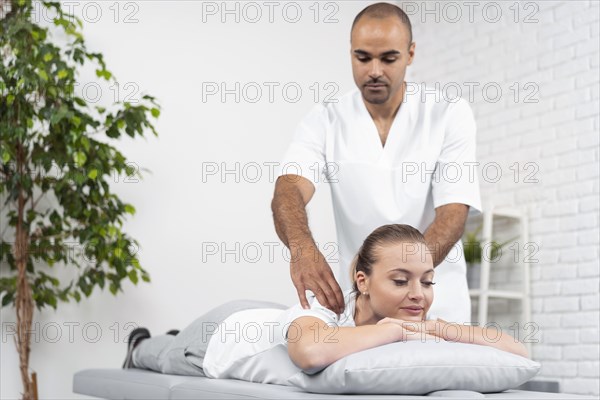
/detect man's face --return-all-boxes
[350,16,415,105]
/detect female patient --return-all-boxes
[122,224,528,379]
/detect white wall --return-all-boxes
[407,0,599,395]
[1,1,598,398]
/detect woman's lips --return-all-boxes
[401,307,423,315]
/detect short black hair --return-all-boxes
[351,2,413,48]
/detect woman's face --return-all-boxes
[357,241,435,322]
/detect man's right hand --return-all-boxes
[289,240,345,315]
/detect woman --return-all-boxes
[122,224,529,380]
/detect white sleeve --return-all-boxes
[276,103,329,191]
[431,98,483,214]
[281,292,339,340]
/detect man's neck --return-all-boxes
[363,81,406,123]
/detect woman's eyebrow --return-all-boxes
[387,268,434,275]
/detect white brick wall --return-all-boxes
[406,0,599,395]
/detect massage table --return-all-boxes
[73,369,597,399]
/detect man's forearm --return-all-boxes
[271,184,315,251]
[423,203,469,267]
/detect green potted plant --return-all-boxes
[463,224,515,289]
[1,1,160,398]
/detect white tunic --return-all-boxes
[276,82,482,324]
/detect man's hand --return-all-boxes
[271,175,345,315]
[290,240,345,315]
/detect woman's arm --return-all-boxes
[443,320,529,358]
[287,316,405,372]
[402,318,529,358]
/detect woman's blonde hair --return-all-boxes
[349,224,428,297]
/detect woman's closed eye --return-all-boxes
[393,280,436,287]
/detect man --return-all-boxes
[271,2,481,324]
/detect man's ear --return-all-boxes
[408,42,416,65]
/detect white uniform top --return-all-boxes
[276,83,482,324]
[201,289,438,381]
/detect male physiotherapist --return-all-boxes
[271,2,482,324]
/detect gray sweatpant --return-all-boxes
[132,299,287,376]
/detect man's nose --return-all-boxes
[368,59,383,78]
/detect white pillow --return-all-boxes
[287,339,540,395]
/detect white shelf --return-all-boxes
[488,207,523,219]
[467,203,532,355]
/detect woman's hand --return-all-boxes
[379,318,529,358]
[376,317,442,342]
[400,319,448,340]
